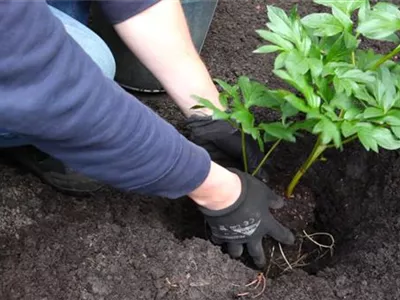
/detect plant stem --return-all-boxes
[251,139,281,177]
[371,44,400,71]
[286,136,327,198]
[326,134,357,148]
[241,129,248,173]
[351,51,356,65]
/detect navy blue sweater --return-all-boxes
[0,0,211,198]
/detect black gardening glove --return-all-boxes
[185,115,269,182]
[197,168,295,268]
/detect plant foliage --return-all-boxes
[193,0,400,196]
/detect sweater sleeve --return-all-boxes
[0,1,211,198]
[97,0,161,24]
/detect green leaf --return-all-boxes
[314,0,365,15]
[343,31,359,49]
[322,62,354,77]
[274,52,288,69]
[257,135,265,153]
[344,107,363,120]
[372,67,398,113]
[266,6,296,42]
[357,124,379,152]
[301,13,344,36]
[308,58,323,78]
[259,122,296,142]
[330,93,355,110]
[373,127,400,150]
[391,126,400,139]
[192,96,230,120]
[325,34,352,62]
[255,30,294,51]
[337,69,375,84]
[253,45,283,54]
[281,102,299,121]
[355,49,382,71]
[290,119,319,133]
[231,109,257,139]
[285,50,310,75]
[363,107,385,119]
[341,121,358,137]
[284,93,310,113]
[353,84,377,106]
[357,2,400,42]
[312,117,342,147]
[380,110,400,126]
[332,6,352,30]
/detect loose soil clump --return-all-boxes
[1,0,400,299]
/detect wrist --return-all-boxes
[188,162,241,211]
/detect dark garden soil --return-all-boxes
[2,0,400,299]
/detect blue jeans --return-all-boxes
[0,3,116,148]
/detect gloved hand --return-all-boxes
[197,168,295,268]
[185,115,269,182]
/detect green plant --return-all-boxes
[193,0,400,197]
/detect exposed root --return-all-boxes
[278,243,292,270]
[236,246,274,298]
[301,230,335,256]
[272,230,336,275]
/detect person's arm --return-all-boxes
[0,0,212,199]
[107,0,224,117]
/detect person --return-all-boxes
[0,0,294,268]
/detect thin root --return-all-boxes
[278,243,293,270]
[302,230,335,256]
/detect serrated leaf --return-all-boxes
[259,122,296,142]
[312,117,342,147]
[255,30,294,51]
[253,45,283,54]
[355,49,382,71]
[301,13,343,36]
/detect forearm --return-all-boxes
[113,0,224,117]
[0,1,211,198]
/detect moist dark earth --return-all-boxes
[2,0,400,299]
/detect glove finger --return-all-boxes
[265,214,295,245]
[246,239,266,268]
[227,243,244,258]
